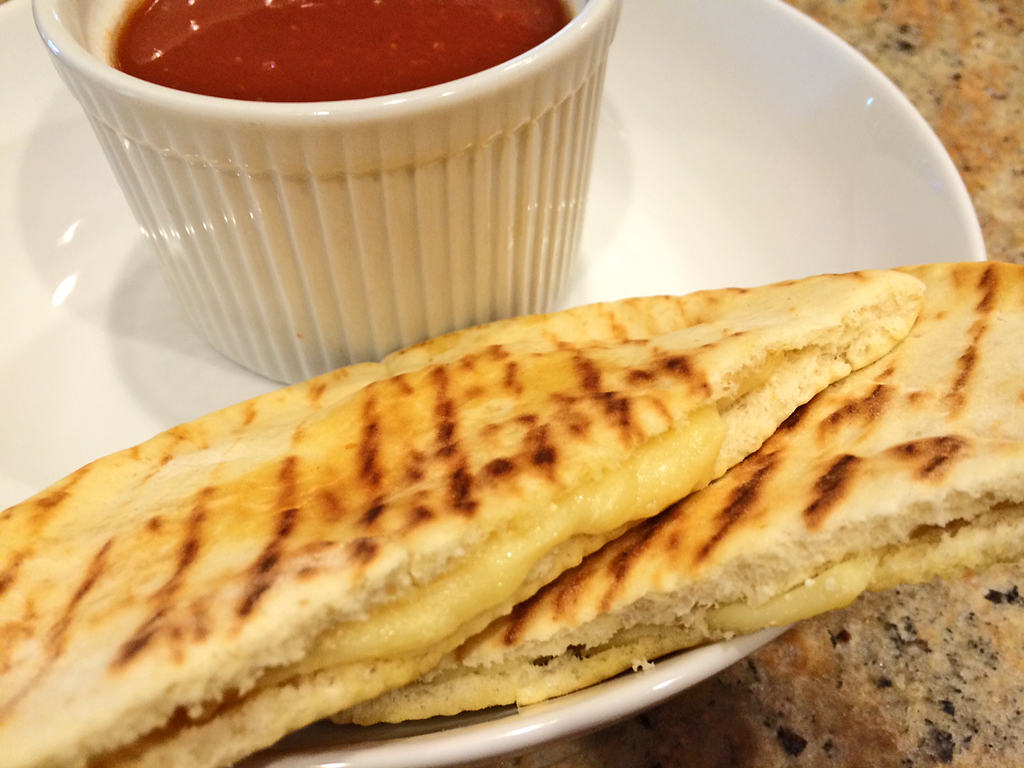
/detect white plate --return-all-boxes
[236,625,788,768]
[0,0,983,765]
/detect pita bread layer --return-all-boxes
[343,261,1024,723]
[0,270,923,768]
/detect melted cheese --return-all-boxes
[293,405,726,671]
[707,557,877,635]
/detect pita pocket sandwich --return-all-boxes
[0,270,922,768]
[343,261,1024,724]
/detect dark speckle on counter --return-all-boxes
[775,726,809,757]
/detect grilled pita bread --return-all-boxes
[0,270,922,768]
[343,261,1024,724]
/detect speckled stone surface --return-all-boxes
[638,564,1024,767]
[480,3,1024,767]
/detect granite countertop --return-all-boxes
[490,2,1024,766]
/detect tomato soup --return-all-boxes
[113,0,572,102]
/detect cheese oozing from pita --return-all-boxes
[277,406,725,673]
[706,556,876,634]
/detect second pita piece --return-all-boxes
[343,261,1024,723]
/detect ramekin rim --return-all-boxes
[31,0,621,123]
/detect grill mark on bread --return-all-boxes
[551,568,587,622]
[600,309,630,340]
[946,318,986,414]
[888,436,967,480]
[0,552,26,599]
[115,610,168,670]
[946,266,998,413]
[504,361,523,395]
[627,368,655,384]
[49,538,115,660]
[599,512,678,611]
[402,448,428,483]
[0,538,114,721]
[0,539,118,715]
[694,453,779,563]
[405,505,435,530]
[238,457,301,617]
[113,496,210,668]
[483,457,516,480]
[594,392,633,436]
[431,365,480,516]
[348,537,379,564]
[433,366,458,457]
[976,263,998,312]
[392,373,415,395]
[818,384,892,437]
[0,621,33,677]
[907,389,930,407]
[662,354,712,397]
[550,395,593,439]
[169,424,208,450]
[292,541,337,582]
[567,411,593,437]
[499,586,549,647]
[449,466,477,515]
[525,425,558,471]
[574,354,603,392]
[307,380,327,403]
[437,418,456,447]
[29,466,90,529]
[242,402,258,426]
[777,402,810,433]
[317,490,345,522]
[238,505,299,617]
[360,498,387,528]
[135,449,178,490]
[359,397,383,489]
[663,354,693,378]
[803,454,862,530]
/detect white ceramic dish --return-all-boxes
[34,0,620,384]
[0,0,983,766]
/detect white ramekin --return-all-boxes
[33,0,622,383]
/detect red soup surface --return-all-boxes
[113,0,572,102]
